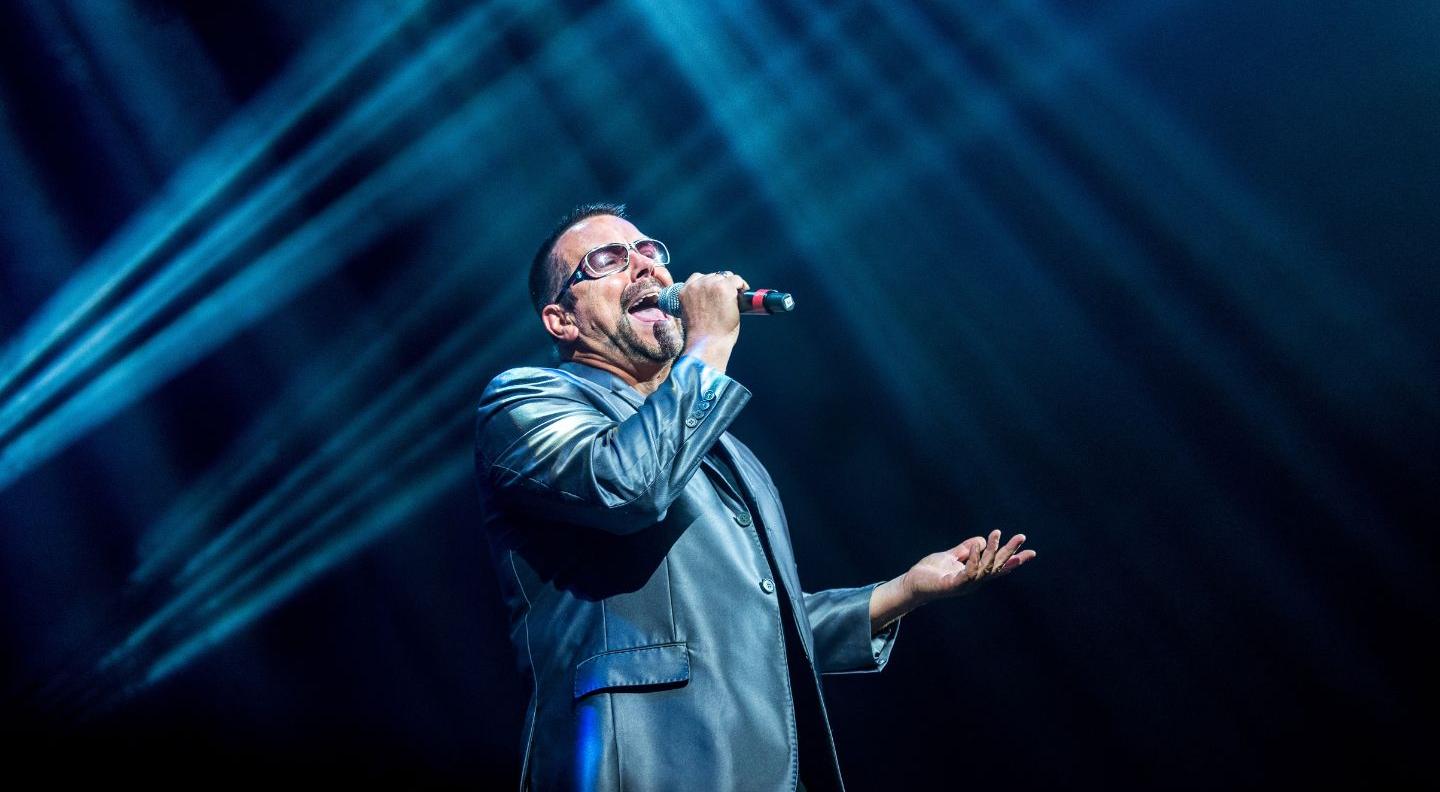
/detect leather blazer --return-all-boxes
[473,354,900,791]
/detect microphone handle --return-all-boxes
[739,288,796,314]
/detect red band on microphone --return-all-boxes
[750,289,770,311]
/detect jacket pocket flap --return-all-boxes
[573,641,690,701]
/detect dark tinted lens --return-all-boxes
[634,239,669,264]
[583,243,629,275]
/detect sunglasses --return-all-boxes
[554,238,670,304]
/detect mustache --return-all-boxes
[620,278,666,307]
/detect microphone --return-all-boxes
[656,284,796,316]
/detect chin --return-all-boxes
[653,321,683,360]
[634,344,681,365]
[616,313,682,364]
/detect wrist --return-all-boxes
[683,334,735,374]
[870,574,924,634]
[895,569,935,608]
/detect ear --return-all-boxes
[541,302,580,345]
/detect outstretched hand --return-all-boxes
[901,529,1036,604]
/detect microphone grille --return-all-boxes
[657,284,684,316]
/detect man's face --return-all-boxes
[550,214,682,368]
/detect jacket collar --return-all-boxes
[557,364,793,585]
[557,360,646,409]
[556,362,744,471]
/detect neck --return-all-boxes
[568,350,675,396]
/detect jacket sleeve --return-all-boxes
[473,354,750,534]
[802,582,901,675]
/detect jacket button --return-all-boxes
[760,578,775,594]
[704,389,717,400]
[699,399,713,411]
[734,512,752,527]
[685,417,699,428]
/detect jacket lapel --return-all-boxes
[713,434,806,604]
[557,362,641,420]
[559,362,808,611]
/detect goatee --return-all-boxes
[617,313,683,364]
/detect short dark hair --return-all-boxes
[528,202,628,316]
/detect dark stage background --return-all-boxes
[2,0,1436,787]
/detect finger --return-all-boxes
[685,270,705,285]
[992,533,1026,570]
[979,529,1001,575]
[965,537,986,579]
[996,549,1037,576]
[947,541,972,562]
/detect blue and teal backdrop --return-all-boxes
[1,0,1435,787]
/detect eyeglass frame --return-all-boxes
[552,238,670,305]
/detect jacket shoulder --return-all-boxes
[476,366,602,409]
[482,364,575,392]
[473,366,607,463]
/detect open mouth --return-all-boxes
[626,292,667,323]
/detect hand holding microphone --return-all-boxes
[670,271,748,344]
[666,270,793,374]
[657,274,795,320]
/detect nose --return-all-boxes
[629,245,661,282]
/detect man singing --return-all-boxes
[472,203,1036,791]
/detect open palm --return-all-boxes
[903,530,1035,603]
